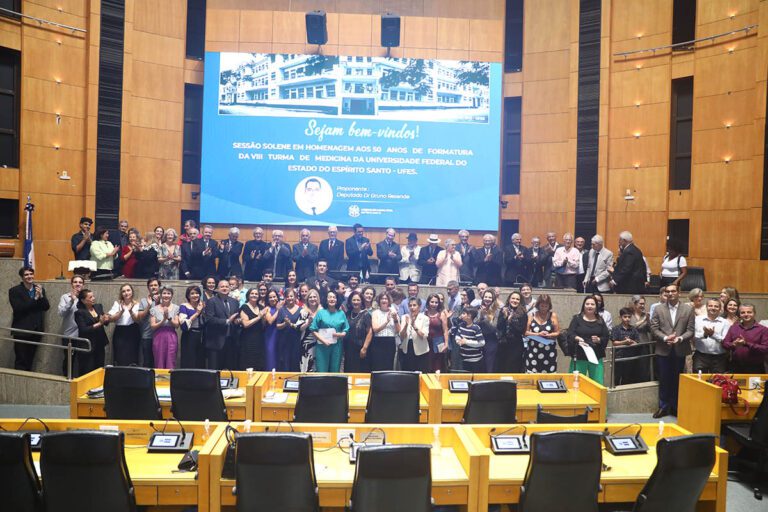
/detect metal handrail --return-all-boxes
[608,341,657,388]
[614,24,757,58]
[0,326,92,380]
[0,7,87,33]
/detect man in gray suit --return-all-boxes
[582,235,614,293]
[650,284,695,418]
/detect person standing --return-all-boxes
[551,233,581,289]
[74,288,110,376]
[90,229,119,277]
[300,289,322,372]
[476,289,501,373]
[108,284,141,366]
[58,275,84,375]
[190,226,218,280]
[238,288,264,370]
[503,233,528,286]
[262,230,292,281]
[497,291,527,373]
[456,230,475,283]
[472,234,503,286]
[611,231,646,294]
[399,297,430,372]
[217,227,244,279]
[659,239,688,288]
[370,292,401,371]
[424,293,449,372]
[292,229,319,283]
[582,235,614,294]
[260,290,281,371]
[9,267,50,371]
[376,228,401,275]
[71,217,93,261]
[436,239,463,287]
[346,223,373,280]
[243,227,268,281]
[318,225,345,272]
[722,304,768,374]
[179,285,206,368]
[524,294,560,373]
[417,234,443,285]
[455,307,485,373]
[135,278,161,367]
[527,237,545,287]
[203,279,241,370]
[693,298,730,373]
[276,289,304,371]
[150,287,180,369]
[158,228,182,281]
[309,291,349,372]
[541,232,561,288]
[567,296,610,385]
[650,284,695,418]
[345,291,373,372]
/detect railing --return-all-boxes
[0,327,92,380]
[607,341,657,389]
[614,24,758,58]
[0,7,87,33]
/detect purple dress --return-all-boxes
[264,306,279,371]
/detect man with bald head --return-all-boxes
[503,233,528,285]
[471,234,503,286]
[318,225,344,271]
[292,228,319,282]
[376,228,401,275]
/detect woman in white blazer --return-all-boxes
[399,297,430,372]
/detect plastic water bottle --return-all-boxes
[244,419,252,433]
[658,420,664,438]
[573,370,580,391]
[432,426,442,452]
[267,368,277,397]
[698,370,702,380]
[203,419,211,441]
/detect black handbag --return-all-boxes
[221,425,238,479]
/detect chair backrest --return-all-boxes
[633,434,716,512]
[680,267,706,292]
[294,375,349,423]
[365,371,420,424]
[0,432,41,512]
[235,433,318,512]
[41,431,136,512]
[170,369,227,421]
[748,389,768,445]
[462,380,517,424]
[104,366,162,420]
[519,431,602,512]
[350,444,432,512]
[535,404,590,424]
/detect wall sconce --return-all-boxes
[633,132,641,139]
[729,11,737,19]
[58,170,71,181]
[635,101,641,108]
[635,64,642,71]
[624,189,636,201]
[633,163,640,170]
[55,78,61,85]
[55,113,61,125]
[728,46,736,54]
[53,144,60,150]
[636,32,643,39]
[724,156,732,164]
[724,121,732,129]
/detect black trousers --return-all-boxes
[369,336,396,371]
[343,338,370,372]
[180,330,205,368]
[112,324,140,366]
[495,340,524,373]
[140,337,154,368]
[14,334,39,371]
[76,342,105,377]
[207,337,238,370]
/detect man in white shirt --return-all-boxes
[693,298,730,373]
[583,235,614,293]
[399,232,421,283]
[551,233,581,289]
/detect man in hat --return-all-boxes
[417,234,443,285]
[399,232,421,283]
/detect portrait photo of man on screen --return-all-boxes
[295,176,333,216]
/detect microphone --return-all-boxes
[48,253,66,280]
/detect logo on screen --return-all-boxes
[348,205,360,218]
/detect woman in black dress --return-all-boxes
[496,291,527,372]
[201,276,217,302]
[74,288,111,376]
[179,285,205,368]
[344,291,372,372]
[276,289,304,371]
[239,288,264,370]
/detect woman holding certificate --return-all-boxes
[566,296,610,384]
[309,291,349,372]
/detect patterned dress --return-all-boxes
[525,312,558,373]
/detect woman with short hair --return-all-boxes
[158,228,182,280]
[524,294,560,373]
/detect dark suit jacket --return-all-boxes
[261,243,292,279]
[318,238,344,271]
[74,303,109,349]
[613,243,646,294]
[376,240,401,274]
[526,246,546,285]
[503,244,529,284]
[456,243,475,281]
[180,240,194,279]
[217,240,243,278]
[417,244,443,282]
[190,238,218,279]
[471,246,503,285]
[203,295,241,350]
[243,239,269,281]
[650,302,695,357]
[9,283,50,332]
[292,242,319,282]
[345,236,373,272]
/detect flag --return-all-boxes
[24,196,35,269]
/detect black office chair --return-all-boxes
[234,433,319,512]
[365,371,420,424]
[349,444,432,512]
[104,366,162,420]
[519,431,602,512]
[630,434,716,512]
[0,432,42,512]
[170,369,227,421]
[680,267,706,292]
[293,375,349,423]
[40,431,136,512]
[535,404,591,424]
[462,380,517,424]
[724,389,768,500]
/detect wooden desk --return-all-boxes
[70,368,259,421]
[0,418,225,512]
[204,422,484,512]
[429,373,607,423]
[463,423,728,512]
[678,373,765,441]
[253,372,441,423]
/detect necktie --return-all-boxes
[589,251,599,282]
[311,207,316,215]
[330,240,334,249]
[224,299,230,316]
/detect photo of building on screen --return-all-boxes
[217,53,491,123]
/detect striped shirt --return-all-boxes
[457,324,485,363]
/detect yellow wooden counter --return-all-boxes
[203,422,485,512]
[70,368,259,421]
[0,418,225,512]
[252,371,441,423]
[462,423,728,512]
[678,373,765,441]
[429,373,607,423]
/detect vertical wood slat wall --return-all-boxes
[1,0,768,293]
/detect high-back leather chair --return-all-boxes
[170,369,227,421]
[104,366,162,420]
[40,431,136,512]
[349,444,432,512]
[462,380,517,424]
[632,434,716,512]
[724,390,768,500]
[365,371,420,424]
[0,432,41,512]
[680,267,706,292]
[535,404,591,424]
[234,433,319,512]
[293,375,349,423]
[519,431,602,512]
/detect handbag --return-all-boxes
[221,425,238,479]
[708,374,750,416]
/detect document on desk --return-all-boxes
[156,387,172,401]
[580,344,599,364]
[318,328,337,344]
[222,388,245,399]
[263,392,288,403]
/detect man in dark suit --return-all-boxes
[292,228,319,283]
[307,260,337,304]
[611,231,646,294]
[190,225,218,279]
[503,233,528,285]
[376,228,401,275]
[650,284,695,418]
[180,227,198,279]
[417,234,443,284]
[541,231,562,288]
[345,223,373,280]
[526,236,545,287]
[243,227,268,282]
[456,229,475,283]
[575,236,588,293]
[318,225,345,272]
[471,234,503,286]
[217,227,244,279]
[203,279,241,370]
[9,267,50,371]
[262,229,292,281]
